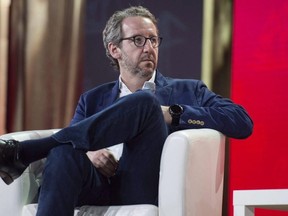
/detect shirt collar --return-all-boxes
[119,71,156,97]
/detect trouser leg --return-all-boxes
[52,90,167,151]
[37,90,168,213]
[36,145,109,216]
[110,110,168,205]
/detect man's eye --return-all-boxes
[150,38,157,44]
[134,37,144,43]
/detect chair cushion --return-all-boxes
[22,204,158,216]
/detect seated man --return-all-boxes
[0,5,253,216]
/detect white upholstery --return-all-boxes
[233,189,288,216]
[22,204,158,216]
[0,128,225,216]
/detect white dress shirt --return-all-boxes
[118,71,156,98]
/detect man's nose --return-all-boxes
[143,39,154,51]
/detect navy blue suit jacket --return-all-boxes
[70,71,253,139]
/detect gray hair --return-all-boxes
[103,6,158,71]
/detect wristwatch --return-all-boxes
[169,104,183,126]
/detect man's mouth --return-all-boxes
[141,57,154,63]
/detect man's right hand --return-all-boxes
[86,149,119,178]
[161,105,172,124]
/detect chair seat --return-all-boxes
[0,128,225,216]
[23,204,158,216]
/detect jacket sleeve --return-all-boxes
[69,94,86,126]
[176,80,253,139]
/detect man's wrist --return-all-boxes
[169,104,183,126]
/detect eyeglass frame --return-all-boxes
[119,35,163,48]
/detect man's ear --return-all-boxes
[108,42,121,59]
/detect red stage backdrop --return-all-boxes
[229,0,288,215]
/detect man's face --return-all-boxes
[117,16,159,78]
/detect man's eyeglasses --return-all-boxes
[120,35,163,48]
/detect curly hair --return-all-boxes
[102,6,158,71]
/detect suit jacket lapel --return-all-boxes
[100,81,120,109]
[155,71,172,105]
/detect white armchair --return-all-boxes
[0,128,225,216]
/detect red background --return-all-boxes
[229,0,288,215]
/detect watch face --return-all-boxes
[170,104,183,115]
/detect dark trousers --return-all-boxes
[36,91,169,216]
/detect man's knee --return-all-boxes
[47,145,87,167]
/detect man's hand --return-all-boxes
[87,149,118,178]
[161,105,172,124]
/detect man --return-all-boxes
[0,6,253,215]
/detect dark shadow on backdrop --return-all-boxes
[210,1,232,215]
[84,0,203,91]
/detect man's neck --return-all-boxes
[121,77,147,92]
[120,71,154,93]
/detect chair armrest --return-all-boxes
[0,129,61,141]
[158,128,226,216]
[0,128,226,216]
[0,129,60,216]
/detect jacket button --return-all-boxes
[188,119,205,126]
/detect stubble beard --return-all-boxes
[121,52,156,78]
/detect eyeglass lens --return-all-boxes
[134,36,161,47]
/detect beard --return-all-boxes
[120,51,156,78]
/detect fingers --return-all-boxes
[98,152,118,177]
[102,150,118,167]
[87,149,118,178]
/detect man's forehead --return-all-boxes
[121,16,157,33]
